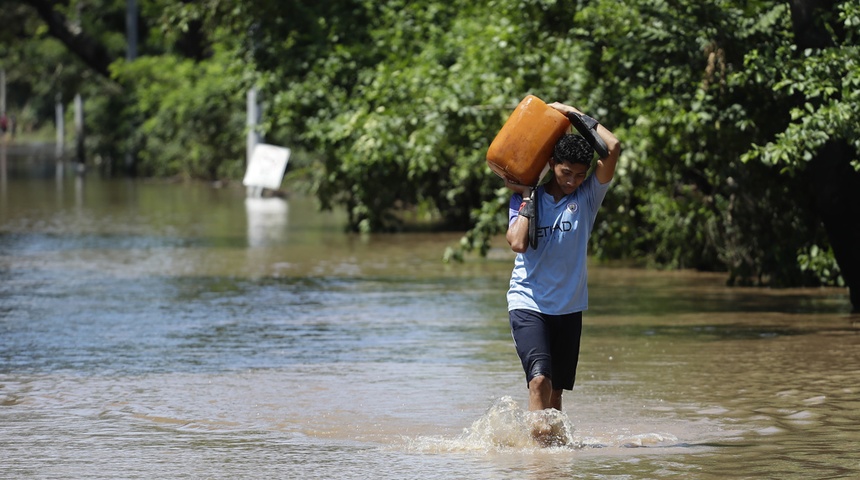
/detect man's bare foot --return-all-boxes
[529,410,570,447]
[530,418,555,447]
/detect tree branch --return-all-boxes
[23,0,116,79]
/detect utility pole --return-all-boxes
[125,0,139,173]
[126,0,138,61]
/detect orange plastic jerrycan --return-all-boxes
[486,95,570,189]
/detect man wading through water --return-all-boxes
[505,101,620,444]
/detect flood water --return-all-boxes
[2,146,859,479]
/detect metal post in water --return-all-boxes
[1,69,6,143]
[0,68,5,144]
[56,94,65,160]
[247,87,262,166]
[246,87,264,198]
[1,136,7,198]
[1,69,6,116]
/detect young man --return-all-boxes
[506,102,620,414]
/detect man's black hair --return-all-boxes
[552,134,593,168]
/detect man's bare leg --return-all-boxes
[550,389,563,411]
[528,376,565,412]
[528,375,552,411]
[528,378,570,446]
[528,376,554,446]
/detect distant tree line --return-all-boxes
[1,0,858,311]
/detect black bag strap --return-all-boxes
[528,188,538,250]
[567,112,609,159]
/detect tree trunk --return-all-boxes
[789,0,860,312]
[787,0,837,48]
[807,143,860,313]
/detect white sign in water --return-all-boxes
[242,144,291,190]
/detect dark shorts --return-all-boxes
[509,309,583,391]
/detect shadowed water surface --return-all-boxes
[2,152,859,479]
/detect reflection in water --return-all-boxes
[55,160,63,199]
[74,172,84,210]
[244,196,288,248]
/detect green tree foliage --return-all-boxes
[205,0,591,233]
[743,2,860,173]
[561,0,827,286]
[111,52,248,178]
[453,0,857,296]
[3,0,243,175]
[0,1,118,137]
[4,0,858,308]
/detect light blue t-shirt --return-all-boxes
[507,174,610,315]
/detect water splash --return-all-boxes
[403,396,680,453]
[461,396,575,448]
[404,396,576,452]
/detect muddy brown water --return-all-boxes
[2,147,859,479]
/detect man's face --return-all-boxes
[551,160,589,195]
